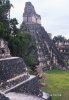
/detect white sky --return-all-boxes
[10,0,69,39]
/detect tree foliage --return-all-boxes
[10,18,19,35]
[9,31,38,68]
[0,0,11,39]
[53,35,66,43]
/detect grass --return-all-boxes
[41,70,69,100]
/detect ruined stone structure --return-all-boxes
[0,39,10,58]
[23,2,66,69]
[23,2,41,25]
[0,39,50,99]
[0,46,40,96]
[55,40,69,67]
[55,40,69,55]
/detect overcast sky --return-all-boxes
[10,0,69,39]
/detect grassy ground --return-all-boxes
[41,70,69,100]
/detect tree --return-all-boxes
[10,18,19,35]
[9,32,39,69]
[53,35,66,43]
[0,0,11,39]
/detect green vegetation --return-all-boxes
[0,0,11,39]
[53,35,66,43]
[42,70,69,100]
[10,18,19,35]
[9,31,38,68]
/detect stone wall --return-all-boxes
[0,57,26,82]
[10,76,41,96]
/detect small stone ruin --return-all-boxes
[0,39,10,58]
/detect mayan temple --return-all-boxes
[23,2,66,69]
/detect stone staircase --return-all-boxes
[37,26,66,66]
[26,23,66,67]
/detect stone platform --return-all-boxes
[0,57,51,100]
[0,57,27,82]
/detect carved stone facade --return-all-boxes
[0,39,10,58]
[23,2,41,24]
